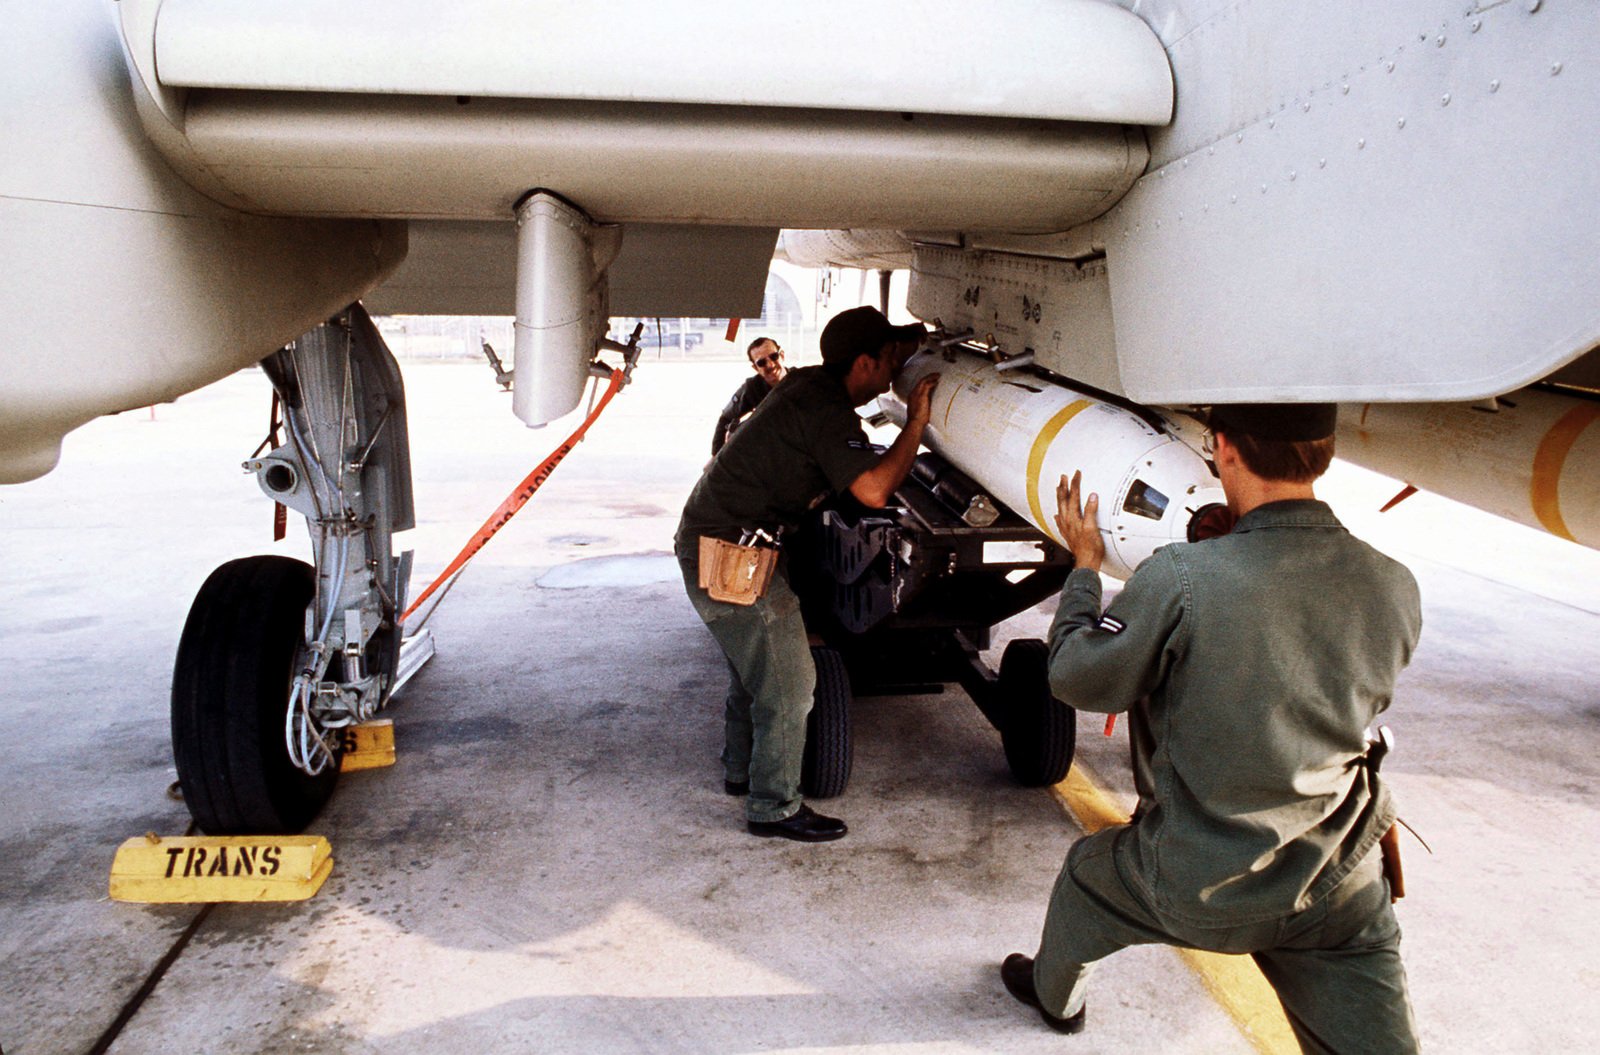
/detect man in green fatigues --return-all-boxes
[676,306,939,842]
[1001,404,1423,1054]
[710,337,787,455]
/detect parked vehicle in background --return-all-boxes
[616,318,708,353]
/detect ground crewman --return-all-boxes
[711,337,787,455]
[676,306,937,842]
[1001,403,1423,1053]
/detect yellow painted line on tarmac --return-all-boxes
[1048,763,1127,834]
[1049,763,1299,1055]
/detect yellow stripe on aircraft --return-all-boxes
[1530,403,1600,542]
[1050,763,1299,1055]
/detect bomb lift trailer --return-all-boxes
[788,452,1081,798]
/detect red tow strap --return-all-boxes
[400,369,627,624]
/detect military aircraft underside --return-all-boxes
[2,0,1597,831]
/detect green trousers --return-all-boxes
[1034,828,1420,1055]
[678,556,814,823]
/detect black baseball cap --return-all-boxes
[819,306,926,367]
[1208,403,1337,442]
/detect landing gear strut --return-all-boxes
[172,305,416,834]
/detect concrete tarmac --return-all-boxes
[2,359,1597,1054]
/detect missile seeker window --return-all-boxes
[1123,480,1169,521]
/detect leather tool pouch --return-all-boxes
[1380,823,1405,902]
[698,535,777,606]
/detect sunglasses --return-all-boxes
[752,349,784,369]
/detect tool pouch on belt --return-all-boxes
[1380,823,1405,902]
[698,536,777,606]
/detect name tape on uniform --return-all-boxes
[339,719,395,772]
[110,834,333,903]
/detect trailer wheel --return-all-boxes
[998,638,1076,787]
[802,646,853,798]
[171,556,339,834]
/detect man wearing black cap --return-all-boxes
[676,306,938,841]
[1000,403,1423,1052]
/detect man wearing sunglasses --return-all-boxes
[1001,403,1423,1052]
[711,337,789,455]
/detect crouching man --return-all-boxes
[676,307,937,842]
[1001,404,1423,1054]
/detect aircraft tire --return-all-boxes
[998,638,1075,787]
[171,555,339,834]
[801,645,853,798]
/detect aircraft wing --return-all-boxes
[1,0,1178,479]
[3,0,1598,483]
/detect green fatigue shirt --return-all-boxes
[1048,499,1422,927]
[712,374,773,455]
[676,366,881,552]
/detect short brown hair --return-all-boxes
[1220,430,1335,483]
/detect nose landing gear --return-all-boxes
[172,305,415,834]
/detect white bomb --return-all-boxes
[883,349,1225,580]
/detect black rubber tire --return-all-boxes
[171,556,339,834]
[998,638,1076,787]
[801,645,853,798]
